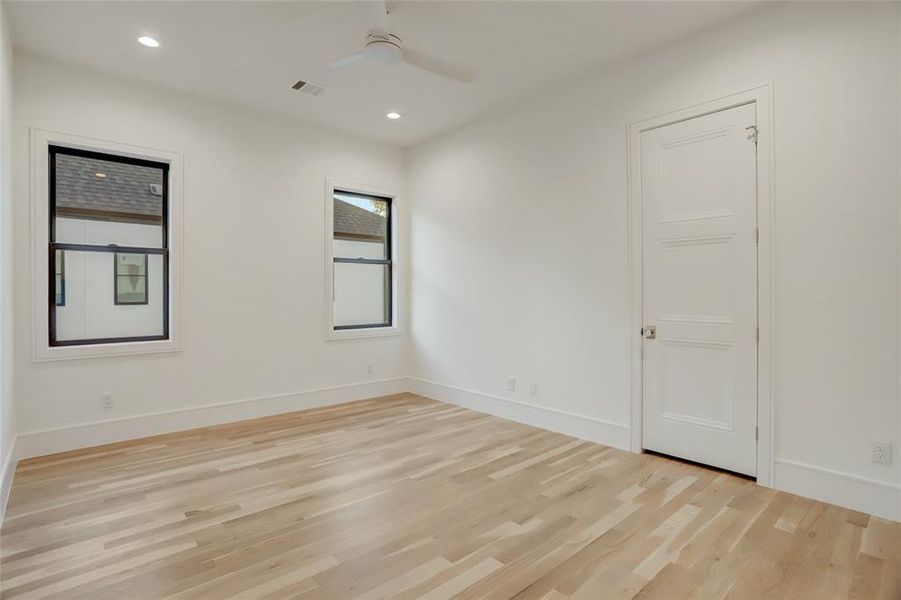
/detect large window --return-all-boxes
[330,189,393,332]
[49,145,169,346]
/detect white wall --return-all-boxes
[12,53,407,438]
[55,218,164,341]
[0,0,16,506]
[407,2,901,516]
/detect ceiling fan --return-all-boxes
[321,0,476,84]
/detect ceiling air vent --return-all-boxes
[291,79,327,96]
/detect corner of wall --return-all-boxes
[896,0,901,497]
[0,434,16,523]
[0,0,18,524]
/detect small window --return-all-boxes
[49,145,169,346]
[114,253,148,305]
[332,189,392,330]
[54,249,65,306]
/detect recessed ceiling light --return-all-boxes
[386,112,401,120]
[137,36,160,48]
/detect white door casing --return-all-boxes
[639,102,758,476]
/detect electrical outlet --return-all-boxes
[507,376,516,392]
[872,441,892,465]
[101,393,113,409]
[529,383,538,396]
[366,363,374,375]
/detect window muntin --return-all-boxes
[49,145,169,346]
[332,190,392,329]
[114,253,149,305]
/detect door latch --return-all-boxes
[641,325,656,340]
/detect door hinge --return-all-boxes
[755,227,759,244]
[745,125,758,144]
[755,426,759,441]
[756,327,760,343]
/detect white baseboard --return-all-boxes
[8,377,899,525]
[774,458,901,522]
[410,379,899,522]
[15,378,408,460]
[1,437,17,524]
[408,377,631,450]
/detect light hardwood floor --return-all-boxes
[1,394,898,599]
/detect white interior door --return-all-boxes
[640,102,758,476]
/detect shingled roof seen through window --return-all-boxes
[55,153,163,224]
[334,195,387,241]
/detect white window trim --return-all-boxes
[30,128,184,361]
[325,177,402,341]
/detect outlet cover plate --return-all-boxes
[873,441,892,465]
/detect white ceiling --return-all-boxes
[8,1,761,146]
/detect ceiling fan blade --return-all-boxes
[402,49,475,84]
[324,50,369,69]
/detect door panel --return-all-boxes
[641,103,758,476]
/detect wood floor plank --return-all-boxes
[1,393,898,599]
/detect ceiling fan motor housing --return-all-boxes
[364,34,404,63]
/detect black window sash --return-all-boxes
[48,145,170,347]
[332,193,392,330]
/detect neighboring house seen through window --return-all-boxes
[332,190,392,330]
[114,253,149,305]
[49,145,169,346]
[54,249,65,306]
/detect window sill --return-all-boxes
[326,326,402,341]
[33,338,181,362]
